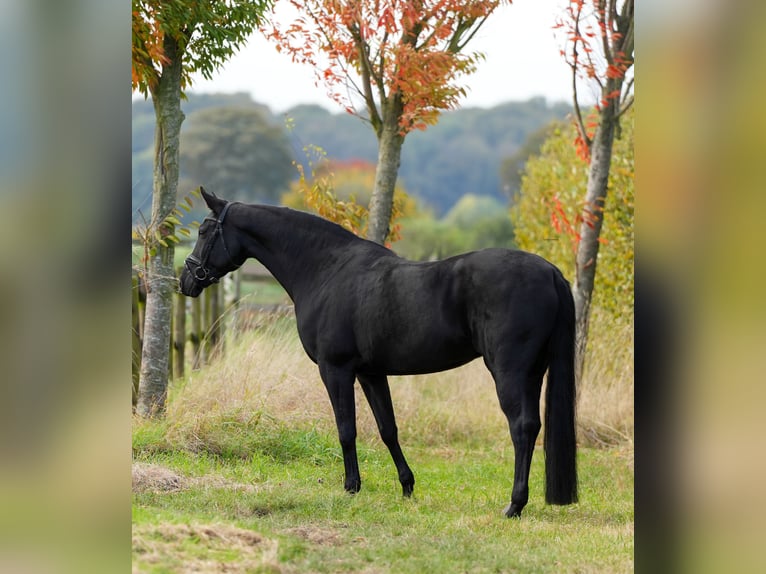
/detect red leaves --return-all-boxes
[572,110,599,163]
[545,194,608,253]
[554,0,633,90]
[377,6,396,32]
[574,132,591,163]
[548,195,576,239]
[605,64,624,79]
[554,1,633,162]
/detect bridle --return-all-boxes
[184,201,239,285]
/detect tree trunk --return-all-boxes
[572,97,619,382]
[136,36,185,417]
[367,103,405,245]
[132,272,142,411]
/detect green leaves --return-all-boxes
[132,0,274,96]
[134,188,202,261]
[511,107,634,323]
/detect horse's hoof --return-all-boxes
[344,480,361,494]
[502,503,523,519]
[402,483,414,498]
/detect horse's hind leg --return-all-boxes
[358,374,415,497]
[319,362,361,493]
[490,363,545,518]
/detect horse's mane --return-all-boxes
[257,204,388,253]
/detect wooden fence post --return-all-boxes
[205,283,222,361]
[191,295,202,370]
[202,284,212,364]
[217,275,226,355]
[173,267,186,378]
[234,268,242,306]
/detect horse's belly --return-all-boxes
[358,336,480,376]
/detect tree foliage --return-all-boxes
[265,0,509,244]
[395,193,514,261]
[131,0,272,417]
[133,94,570,219]
[132,0,273,97]
[265,0,505,134]
[511,106,633,326]
[555,0,634,161]
[551,0,634,378]
[499,123,557,203]
[281,152,416,244]
[180,106,294,204]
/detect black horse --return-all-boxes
[180,188,577,518]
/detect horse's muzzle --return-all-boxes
[178,268,203,297]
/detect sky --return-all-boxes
[186,0,582,113]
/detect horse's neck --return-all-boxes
[238,206,353,300]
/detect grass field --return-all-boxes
[133,313,633,573]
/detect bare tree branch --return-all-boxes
[617,91,634,118]
[570,0,592,149]
[600,0,613,66]
[348,21,383,132]
[450,15,490,53]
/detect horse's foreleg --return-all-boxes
[358,374,415,497]
[320,362,360,493]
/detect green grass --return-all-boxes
[133,422,633,573]
[133,311,633,572]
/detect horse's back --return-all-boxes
[345,248,563,375]
[294,244,567,375]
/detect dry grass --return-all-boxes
[132,522,279,573]
[159,309,632,453]
[577,313,634,448]
[167,316,329,435]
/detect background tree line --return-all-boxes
[132,93,571,223]
[132,88,632,331]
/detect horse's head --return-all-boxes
[179,187,244,297]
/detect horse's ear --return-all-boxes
[200,187,226,215]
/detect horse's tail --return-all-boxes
[544,270,578,505]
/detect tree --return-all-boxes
[266,0,509,244]
[554,0,634,379]
[180,106,294,204]
[444,193,506,227]
[499,123,557,203]
[282,98,571,215]
[132,0,272,417]
[511,107,634,330]
[281,153,417,243]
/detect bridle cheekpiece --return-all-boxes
[184,201,239,285]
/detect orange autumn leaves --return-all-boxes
[265,0,504,133]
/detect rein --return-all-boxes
[184,201,239,284]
